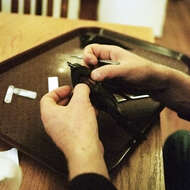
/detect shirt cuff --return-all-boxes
[69,173,117,190]
[178,112,190,121]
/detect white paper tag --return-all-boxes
[0,148,22,190]
[48,77,59,92]
[4,85,14,103]
[13,88,37,99]
[0,148,19,165]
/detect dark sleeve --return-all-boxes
[163,130,190,190]
[177,112,190,121]
[69,173,117,190]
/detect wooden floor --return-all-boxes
[156,0,190,143]
[156,0,190,56]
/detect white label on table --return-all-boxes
[0,148,19,165]
[48,77,59,92]
[4,85,14,103]
[13,88,37,99]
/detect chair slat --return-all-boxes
[24,0,31,14]
[1,0,69,19]
[0,0,2,11]
[47,0,53,16]
[11,0,18,13]
[36,0,42,15]
[79,0,99,20]
[60,0,68,17]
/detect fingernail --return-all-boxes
[86,54,98,64]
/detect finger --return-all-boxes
[58,97,71,106]
[40,86,72,109]
[83,44,120,65]
[83,44,99,65]
[68,83,91,106]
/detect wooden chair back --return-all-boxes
[0,0,99,20]
[0,0,68,18]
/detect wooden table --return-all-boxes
[0,13,165,190]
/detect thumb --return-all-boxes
[91,65,125,81]
[69,83,91,106]
[40,86,71,109]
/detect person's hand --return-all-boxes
[40,84,109,179]
[40,84,100,156]
[84,44,169,91]
[83,44,190,118]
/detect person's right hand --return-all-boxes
[40,84,109,180]
[83,44,190,119]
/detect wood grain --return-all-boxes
[160,108,190,144]
[156,0,190,144]
[112,123,165,190]
[0,13,165,190]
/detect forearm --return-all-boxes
[151,65,190,118]
[168,68,190,119]
[67,146,109,180]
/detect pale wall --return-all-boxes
[98,0,168,37]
